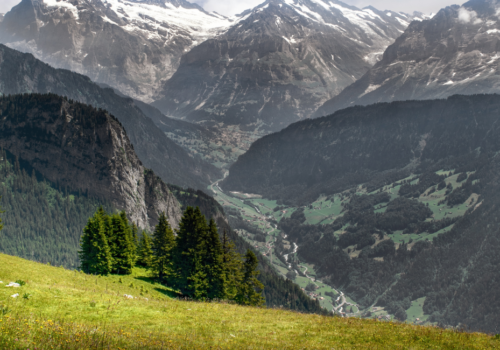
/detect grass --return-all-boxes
[1,255,499,349]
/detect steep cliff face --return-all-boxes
[0,44,222,190]
[0,0,233,101]
[0,94,182,228]
[314,0,500,118]
[153,0,423,132]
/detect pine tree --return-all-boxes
[137,232,154,268]
[174,206,207,296]
[152,212,176,283]
[222,229,244,300]
[109,212,135,275]
[0,198,3,233]
[79,210,113,275]
[193,219,226,300]
[236,250,265,306]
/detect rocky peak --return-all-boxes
[152,0,419,132]
[314,0,500,117]
[0,0,233,101]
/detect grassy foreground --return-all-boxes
[0,254,498,349]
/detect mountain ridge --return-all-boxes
[314,0,500,118]
[153,0,424,132]
[0,93,182,229]
[0,44,222,190]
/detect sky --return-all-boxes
[0,0,460,16]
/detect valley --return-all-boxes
[210,166,477,322]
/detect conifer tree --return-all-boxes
[236,250,265,306]
[79,210,113,275]
[174,206,207,296]
[0,199,3,233]
[109,212,135,275]
[137,232,154,268]
[222,229,243,300]
[192,219,226,300]
[152,212,176,283]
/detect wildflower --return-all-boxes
[124,294,133,299]
[11,294,19,298]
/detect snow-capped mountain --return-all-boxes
[314,0,500,118]
[153,0,424,131]
[0,0,233,101]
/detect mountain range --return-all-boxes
[153,0,425,131]
[314,0,500,117]
[0,0,233,102]
[0,0,426,134]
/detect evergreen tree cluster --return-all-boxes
[79,207,138,275]
[80,206,265,306]
[0,150,112,267]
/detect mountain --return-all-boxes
[0,0,233,101]
[222,94,500,331]
[0,93,182,229]
[222,94,500,204]
[0,44,222,190]
[314,0,500,118]
[153,0,423,132]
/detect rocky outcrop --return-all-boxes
[314,0,500,117]
[0,44,222,190]
[153,0,424,132]
[0,0,233,102]
[0,93,182,228]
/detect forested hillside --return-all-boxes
[0,150,112,268]
[222,94,500,332]
[223,94,500,205]
[0,94,182,228]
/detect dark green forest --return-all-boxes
[0,149,112,267]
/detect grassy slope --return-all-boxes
[0,255,498,349]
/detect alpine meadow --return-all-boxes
[3,0,500,348]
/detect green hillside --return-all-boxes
[0,254,497,349]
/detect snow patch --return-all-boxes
[359,84,381,97]
[42,0,79,20]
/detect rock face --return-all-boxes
[153,0,423,131]
[0,0,233,102]
[314,0,500,118]
[0,44,222,190]
[0,94,182,228]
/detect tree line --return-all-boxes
[79,206,264,306]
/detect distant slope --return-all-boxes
[223,94,500,204]
[222,94,500,332]
[314,0,500,118]
[0,0,233,101]
[0,93,182,229]
[153,0,422,132]
[0,44,222,190]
